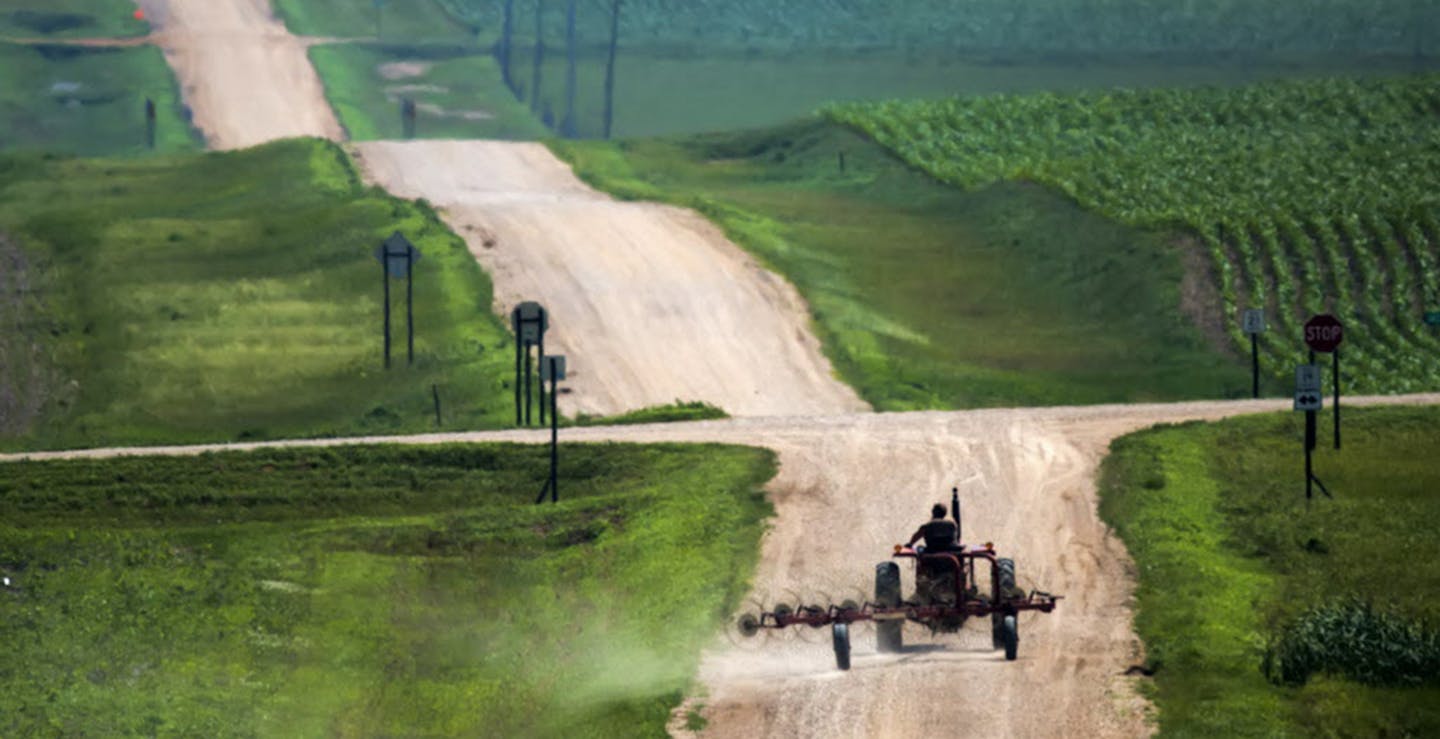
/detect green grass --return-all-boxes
[515,47,1437,140]
[0,138,517,451]
[309,42,548,141]
[552,120,1246,410]
[575,401,727,427]
[0,441,777,737]
[0,42,198,156]
[0,1,147,39]
[272,0,476,42]
[1099,405,1440,736]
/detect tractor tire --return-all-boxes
[1001,614,1019,661]
[875,561,903,653]
[832,623,851,671]
[992,557,1016,650]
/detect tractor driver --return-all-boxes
[906,504,959,552]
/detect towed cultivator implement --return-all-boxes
[737,488,1061,670]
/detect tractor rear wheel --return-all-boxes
[1001,615,1019,661]
[992,557,1016,650]
[832,623,851,671]
[875,561,903,653]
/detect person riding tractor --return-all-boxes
[907,503,959,553]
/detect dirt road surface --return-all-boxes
[351,140,869,418]
[134,0,343,149]
[8,394,1436,737]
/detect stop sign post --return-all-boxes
[1304,314,1343,450]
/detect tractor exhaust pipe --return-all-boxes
[951,486,962,544]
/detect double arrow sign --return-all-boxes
[1294,365,1323,411]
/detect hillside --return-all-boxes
[830,74,1440,394]
[0,139,516,450]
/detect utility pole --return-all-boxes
[530,0,546,114]
[602,0,622,139]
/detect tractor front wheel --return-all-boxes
[875,561,903,653]
[1001,615,1019,661]
[832,623,851,671]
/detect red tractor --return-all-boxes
[737,488,1060,670]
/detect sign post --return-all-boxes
[145,97,156,150]
[1304,314,1344,450]
[535,355,567,505]
[511,301,548,426]
[1294,364,1330,501]
[1242,308,1266,398]
[374,232,422,368]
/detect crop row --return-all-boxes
[828,74,1440,393]
[442,0,1436,55]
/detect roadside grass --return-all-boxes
[574,401,727,427]
[552,121,1246,410]
[0,1,147,39]
[309,42,547,141]
[1099,405,1440,736]
[0,138,515,451]
[0,442,777,737]
[0,42,198,156]
[271,0,475,42]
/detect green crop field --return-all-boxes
[830,74,1440,395]
[553,121,1246,409]
[0,442,777,737]
[0,138,520,451]
[1100,405,1440,736]
[0,42,197,156]
[0,0,147,39]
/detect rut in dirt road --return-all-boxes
[352,141,869,418]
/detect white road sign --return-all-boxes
[1295,364,1323,411]
[1242,308,1266,334]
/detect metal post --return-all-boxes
[550,358,559,503]
[432,384,442,427]
[145,98,156,150]
[1333,349,1341,450]
[513,312,522,425]
[405,248,414,366]
[1305,410,1316,499]
[382,257,391,369]
[537,308,547,424]
[524,341,533,426]
[1251,333,1259,398]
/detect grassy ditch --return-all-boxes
[0,1,147,39]
[0,42,197,156]
[309,42,547,141]
[0,441,777,737]
[271,0,475,42]
[552,120,1244,410]
[1099,405,1440,736]
[0,138,515,450]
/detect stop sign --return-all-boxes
[1304,314,1343,353]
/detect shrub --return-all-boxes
[1264,600,1440,687]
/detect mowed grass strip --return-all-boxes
[0,138,514,450]
[553,121,1244,410]
[0,42,197,156]
[309,42,547,141]
[0,442,777,737]
[1099,405,1440,736]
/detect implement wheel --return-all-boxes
[832,623,851,671]
[1001,615,1019,661]
[876,561,903,653]
[992,557,1016,650]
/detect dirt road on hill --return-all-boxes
[351,140,869,418]
[8,394,1438,737]
[134,0,342,149]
